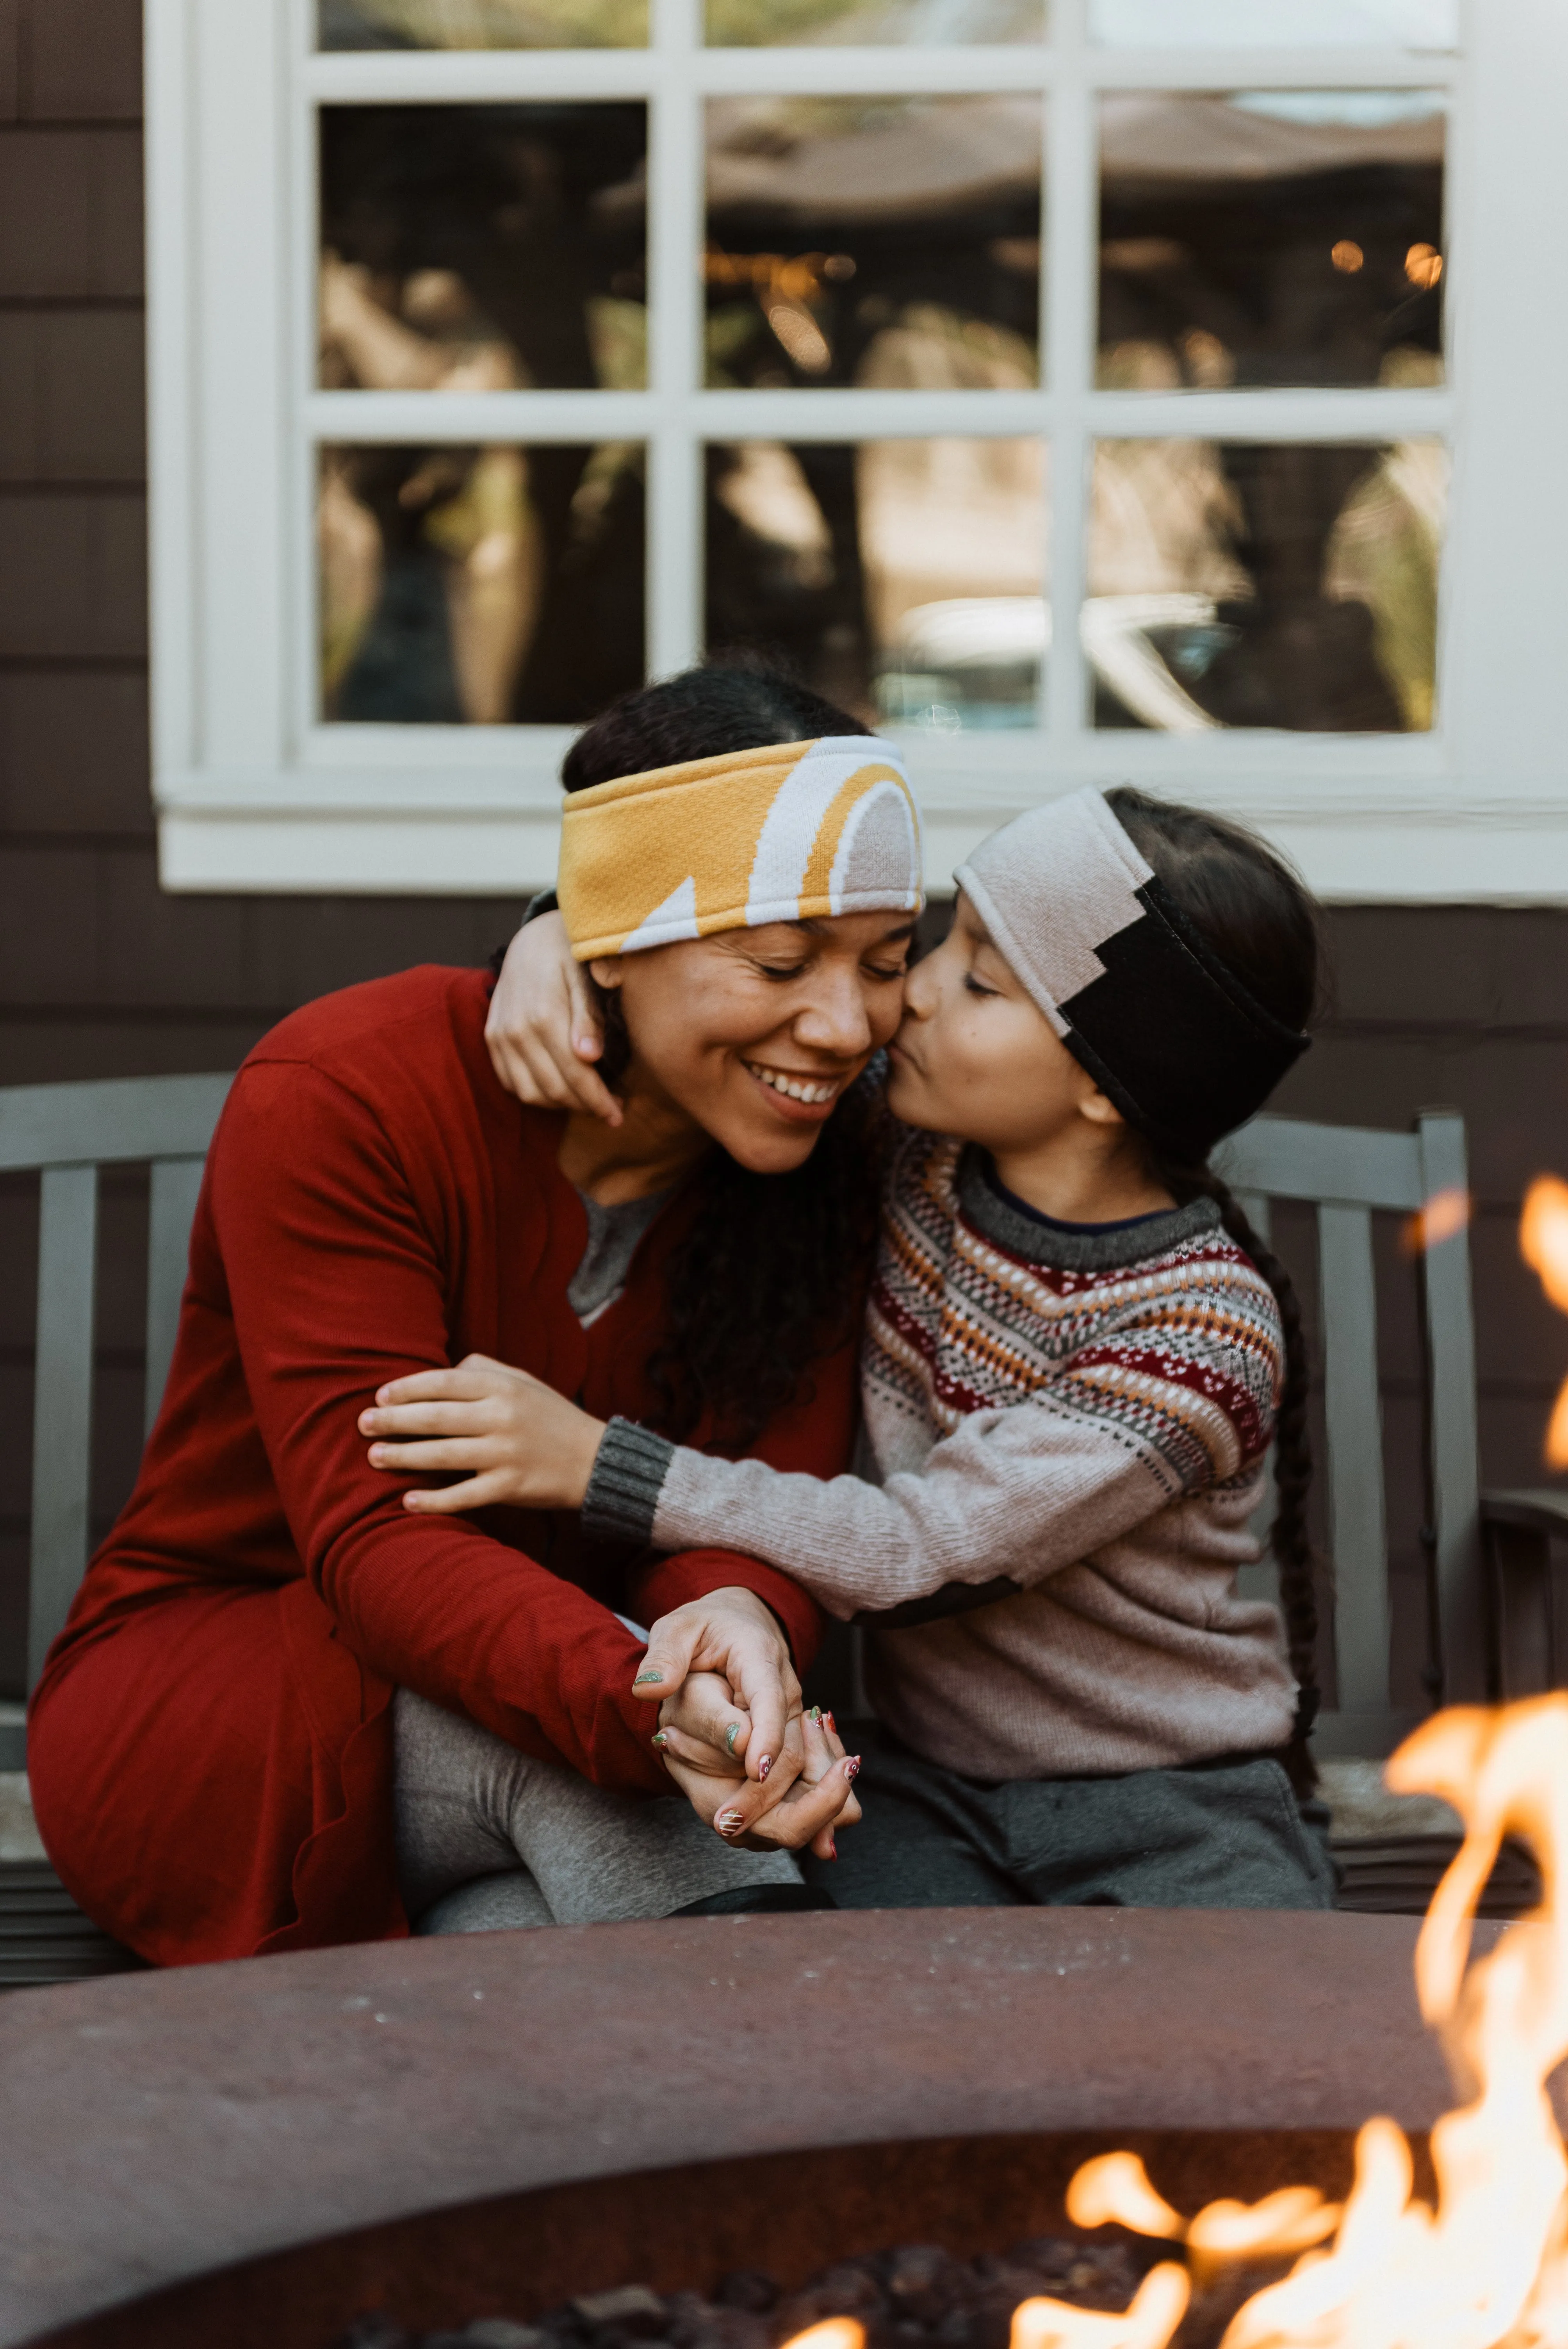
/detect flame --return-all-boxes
[1520,1178,1568,1465]
[779,1698,1568,2349]
[1403,1189,1472,1258]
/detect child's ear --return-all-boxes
[1078,1084,1126,1130]
[589,955,625,991]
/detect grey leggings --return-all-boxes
[392,1688,802,1935]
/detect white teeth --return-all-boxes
[747,1063,837,1106]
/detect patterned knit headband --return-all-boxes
[557,736,923,962]
[956,788,1310,1161]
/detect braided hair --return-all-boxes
[1104,787,1323,1791]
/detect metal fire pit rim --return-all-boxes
[0,1906,1478,2349]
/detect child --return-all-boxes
[368,785,1335,1912]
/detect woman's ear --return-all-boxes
[589,955,625,992]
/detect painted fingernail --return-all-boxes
[652,1732,668,1748]
[634,1671,663,1686]
[725,1723,740,1753]
[716,1810,745,1834]
[807,1705,822,1723]
[757,1755,772,1782]
[824,1711,836,1733]
[827,1836,838,1860]
[843,1756,862,1782]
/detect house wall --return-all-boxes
[3,0,1566,1705]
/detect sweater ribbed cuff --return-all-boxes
[581,1417,677,1545]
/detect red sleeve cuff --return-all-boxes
[631,1547,823,1674]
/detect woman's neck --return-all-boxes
[990,1128,1176,1226]
[558,1071,712,1206]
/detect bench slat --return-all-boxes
[29,1167,98,1688]
[145,1157,207,1436]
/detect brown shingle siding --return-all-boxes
[21,0,141,124]
[0,672,152,833]
[0,488,146,657]
[0,126,142,297]
[0,309,145,482]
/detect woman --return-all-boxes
[28,662,909,1964]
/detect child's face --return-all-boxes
[886,891,1114,1153]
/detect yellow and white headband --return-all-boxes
[557,735,923,962]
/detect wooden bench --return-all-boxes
[1,1081,1562,1978]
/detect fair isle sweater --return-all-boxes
[583,1127,1299,1780]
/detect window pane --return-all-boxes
[707,0,1045,45]
[1088,437,1446,732]
[319,105,647,392]
[707,438,1047,731]
[320,442,645,723]
[1090,0,1456,45]
[319,0,647,47]
[705,99,1042,390]
[1099,92,1444,389]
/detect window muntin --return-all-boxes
[1098,91,1445,392]
[704,96,1042,392]
[320,441,646,722]
[1088,437,1446,733]
[318,0,649,49]
[319,103,649,394]
[706,437,1047,731]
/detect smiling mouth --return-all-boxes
[743,1060,843,1108]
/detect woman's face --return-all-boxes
[596,910,915,1174]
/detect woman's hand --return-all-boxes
[485,910,621,1126]
[360,1354,604,1513]
[629,1586,805,1787]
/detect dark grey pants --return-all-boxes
[800,1727,1336,1911]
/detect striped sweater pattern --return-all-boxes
[864,1131,1278,1501]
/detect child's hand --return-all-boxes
[658,1707,861,1861]
[360,1354,606,1514]
[485,910,621,1126]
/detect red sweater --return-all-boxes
[27,968,851,1966]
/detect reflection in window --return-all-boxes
[1088,437,1446,733]
[706,0,1044,45]
[319,0,647,46]
[1099,92,1444,390]
[320,443,645,724]
[319,106,647,393]
[704,99,1042,391]
[706,438,1046,731]
[1090,0,1456,44]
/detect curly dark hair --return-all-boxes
[563,655,888,1449]
[1106,786,1324,1793]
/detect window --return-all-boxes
[150,0,1568,899]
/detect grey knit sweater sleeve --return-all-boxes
[583,1419,677,1545]
[583,1397,1187,1618]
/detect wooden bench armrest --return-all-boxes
[1481,1490,1568,1539]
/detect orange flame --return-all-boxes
[1520,1178,1568,1467]
[1037,1699,1568,2349]
[783,1698,1568,2349]
[1403,1188,1472,1258]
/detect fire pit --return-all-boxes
[0,1903,1474,2349]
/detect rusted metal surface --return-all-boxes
[0,1908,1488,2349]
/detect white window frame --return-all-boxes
[146,0,1568,901]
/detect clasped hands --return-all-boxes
[359,1357,860,1861]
